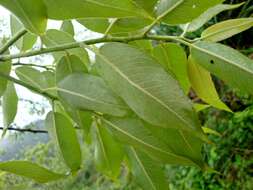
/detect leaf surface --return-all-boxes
[127,147,168,190]
[58,73,129,117]
[0,161,65,183]
[188,56,231,111]
[156,0,224,25]
[201,18,253,42]
[152,43,190,93]
[0,0,47,34]
[96,43,203,138]
[191,41,253,94]
[44,0,149,19]
[46,112,82,172]
[94,123,124,178]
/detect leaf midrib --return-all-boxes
[192,43,253,76]
[97,51,194,129]
[103,118,193,161]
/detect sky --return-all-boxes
[0,5,101,134]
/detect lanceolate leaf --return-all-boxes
[188,56,231,112]
[56,55,88,82]
[15,67,56,96]
[42,29,89,62]
[43,0,150,20]
[152,43,190,93]
[191,41,253,94]
[58,73,129,117]
[10,15,37,51]
[56,54,91,142]
[94,123,124,178]
[201,18,253,42]
[2,82,18,130]
[0,161,65,183]
[127,147,168,190]
[96,43,204,139]
[133,0,158,16]
[101,117,200,167]
[0,61,11,97]
[2,82,18,136]
[77,17,151,35]
[46,112,82,172]
[156,0,224,25]
[185,3,244,32]
[60,21,75,36]
[0,0,47,34]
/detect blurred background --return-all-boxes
[0,0,252,189]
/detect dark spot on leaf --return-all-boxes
[210,60,214,64]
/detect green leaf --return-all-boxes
[201,18,253,42]
[60,21,75,36]
[56,55,88,83]
[43,0,150,20]
[185,3,244,32]
[133,0,158,16]
[191,41,253,94]
[56,54,92,142]
[152,43,190,93]
[127,147,168,190]
[57,73,129,117]
[94,122,124,178]
[101,117,200,167]
[46,111,82,172]
[0,161,65,183]
[2,82,18,130]
[77,17,151,35]
[156,0,224,25]
[188,56,231,112]
[202,126,221,137]
[10,15,37,51]
[42,29,89,62]
[0,0,47,34]
[15,67,56,96]
[0,61,11,97]
[194,103,210,112]
[96,43,204,139]
[129,40,153,53]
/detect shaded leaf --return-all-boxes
[0,161,65,183]
[201,18,253,42]
[185,3,244,32]
[0,61,11,97]
[42,29,89,62]
[0,0,47,34]
[57,73,129,117]
[127,147,168,190]
[15,67,56,96]
[46,112,82,172]
[152,43,190,93]
[2,82,18,130]
[56,55,88,82]
[10,15,37,51]
[61,20,75,36]
[96,43,204,140]
[44,0,149,20]
[156,0,224,25]
[77,17,151,35]
[94,122,124,178]
[191,41,253,94]
[188,56,231,111]
[102,117,200,167]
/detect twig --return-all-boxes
[0,127,48,134]
[0,29,27,54]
